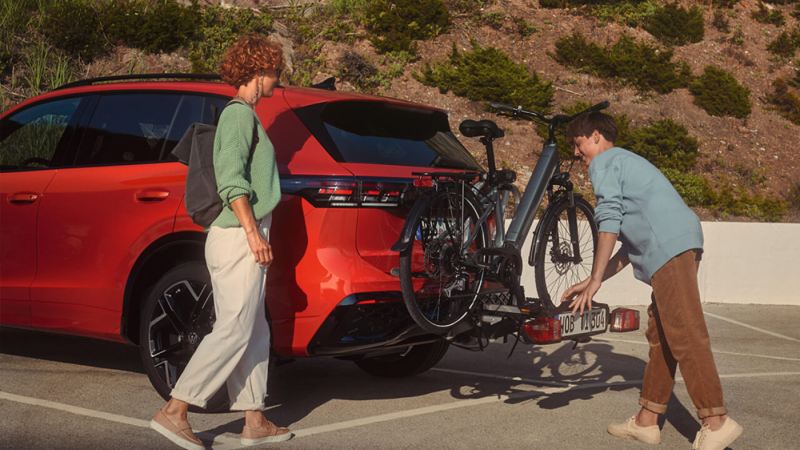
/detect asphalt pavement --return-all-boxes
[1,303,799,450]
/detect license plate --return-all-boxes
[558,308,608,338]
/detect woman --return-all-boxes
[150,34,291,449]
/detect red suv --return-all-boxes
[0,74,481,409]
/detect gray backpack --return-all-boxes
[171,100,258,228]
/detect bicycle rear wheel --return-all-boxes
[399,188,488,334]
[531,196,597,306]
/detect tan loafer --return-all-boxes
[150,408,204,450]
[608,415,661,445]
[241,420,293,446]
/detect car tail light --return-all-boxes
[523,316,562,344]
[609,308,640,332]
[413,177,434,188]
[284,177,408,208]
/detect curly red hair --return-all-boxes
[219,34,284,88]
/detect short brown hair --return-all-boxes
[219,34,284,88]
[565,111,618,143]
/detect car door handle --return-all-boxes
[8,192,40,204]
[135,190,170,202]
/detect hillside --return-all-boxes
[1,0,798,221]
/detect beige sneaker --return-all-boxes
[607,415,661,445]
[149,408,204,450]
[692,417,743,450]
[241,420,294,446]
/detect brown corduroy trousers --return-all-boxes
[638,249,727,419]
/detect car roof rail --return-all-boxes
[55,73,223,90]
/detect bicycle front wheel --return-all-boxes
[531,196,598,306]
[399,188,488,334]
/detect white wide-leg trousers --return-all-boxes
[171,214,272,410]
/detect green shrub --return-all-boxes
[539,1,661,27]
[712,10,730,33]
[329,0,370,18]
[767,30,799,58]
[729,27,745,45]
[751,2,785,25]
[446,0,494,14]
[481,12,505,30]
[41,0,108,61]
[512,17,537,37]
[539,0,567,7]
[791,66,800,88]
[789,182,800,211]
[767,78,800,125]
[794,5,800,19]
[689,66,751,118]
[712,185,787,221]
[644,3,704,46]
[188,6,273,73]
[0,0,33,76]
[417,42,554,112]
[99,0,199,54]
[712,0,740,7]
[617,119,700,172]
[553,33,691,93]
[661,169,715,207]
[337,50,379,91]
[364,0,450,54]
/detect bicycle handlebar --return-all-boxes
[489,100,610,125]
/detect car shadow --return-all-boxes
[0,327,144,373]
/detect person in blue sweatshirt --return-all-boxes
[561,111,742,450]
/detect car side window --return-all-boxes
[0,97,82,171]
[75,93,181,165]
[74,93,229,166]
[161,94,228,161]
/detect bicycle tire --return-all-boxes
[399,187,488,334]
[531,196,598,307]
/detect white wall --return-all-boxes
[514,221,800,306]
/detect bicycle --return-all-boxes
[392,101,609,337]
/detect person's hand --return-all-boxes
[245,229,273,266]
[561,277,602,315]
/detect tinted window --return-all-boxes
[75,93,227,165]
[0,97,82,171]
[294,101,480,170]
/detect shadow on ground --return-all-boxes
[1,328,702,445]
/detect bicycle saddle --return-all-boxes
[459,119,505,139]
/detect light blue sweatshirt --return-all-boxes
[589,147,703,284]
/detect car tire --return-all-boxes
[138,261,230,413]
[353,340,449,378]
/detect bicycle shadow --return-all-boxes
[448,341,701,445]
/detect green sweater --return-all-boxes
[589,147,703,284]
[210,102,281,228]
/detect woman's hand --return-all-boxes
[245,229,273,266]
[561,277,602,315]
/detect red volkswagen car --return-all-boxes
[0,74,480,409]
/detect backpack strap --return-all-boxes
[224,98,259,162]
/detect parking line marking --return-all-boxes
[4,371,800,445]
[703,312,800,343]
[0,390,241,448]
[595,337,800,362]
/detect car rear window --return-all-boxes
[293,100,480,170]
